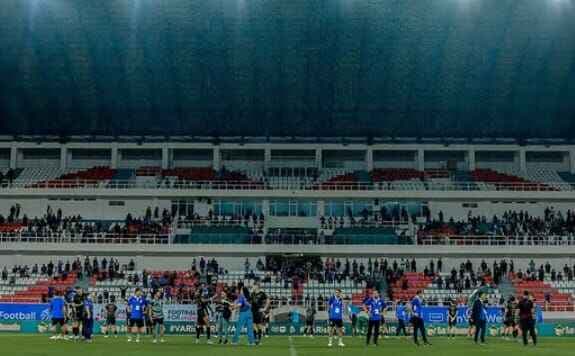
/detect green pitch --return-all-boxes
[2,335,573,356]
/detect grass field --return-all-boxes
[2,335,573,356]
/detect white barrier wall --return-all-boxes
[1,254,573,273]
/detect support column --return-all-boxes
[9,145,17,169]
[161,146,170,170]
[518,149,527,173]
[468,149,476,171]
[315,148,322,170]
[317,200,325,217]
[111,144,118,169]
[262,199,270,216]
[366,149,374,171]
[213,147,221,171]
[416,149,425,171]
[60,146,68,170]
[570,150,575,175]
[264,148,272,171]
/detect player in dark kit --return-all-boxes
[503,296,518,340]
[195,286,213,344]
[304,304,316,338]
[71,287,85,340]
[517,291,537,346]
[144,297,153,336]
[448,303,458,339]
[251,282,269,345]
[104,300,118,338]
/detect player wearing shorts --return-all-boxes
[104,301,118,338]
[395,301,409,337]
[448,303,458,338]
[503,296,518,340]
[127,288,146,343]
[466,307,475,338]
[149,290,166,343]
[251,283,269,345]
[195,287,213,344]
[49,290,67,340]
[304,304,316,337]
[144,297,153,336]
[263,310,271,338]
[328,289,345,347]
[349,304,359,337]
[71,288,85,340]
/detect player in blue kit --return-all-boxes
[49,290,67,340]
[328,288,345,348]
[127,288,146,343]
[232,286,255,346]
[410,290,431,346]
[395,300,409,337]
[364,290,385,346]
[82,293,95,342]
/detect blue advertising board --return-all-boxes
[0,304,50,322]
[420,305,543,324]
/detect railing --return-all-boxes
[176,218,262,229]
[418,235,575,247]
[2,232,575,247]
[0,179,572,192]
[0,232,170,245]
[0,232,408,246]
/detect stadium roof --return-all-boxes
[0,0,574,139]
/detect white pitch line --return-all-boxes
[288,336,298,356]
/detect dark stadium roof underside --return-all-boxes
[0,135,573,146]
[0,0,574,138]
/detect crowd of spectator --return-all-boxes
[517,259,575,283]
[320,205,418,230]
[1,257,135,282]
[418,207,575,243]
[0,206,173,241]
[177,210,265,231]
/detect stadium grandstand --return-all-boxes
[1,0,575,355]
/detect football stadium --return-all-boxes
[1,0,575,355]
